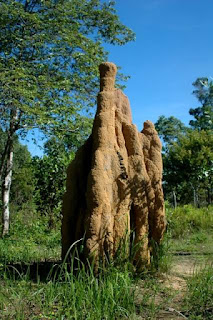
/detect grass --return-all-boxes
[171,231,213,255]
[0,212,61,263]
[0,263,136,320]
[149,235,172,273]
[0,204,212,319]
[134,275,175,319]
[184,264,213,319]
[167,204,213,239]
[0,212,136,319]
[167,204,213,320]
[167,204,213,254]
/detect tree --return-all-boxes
[32,116,92,227]
[163,130,213,206]
[155,115,187,146]
[189,78,213,130]
[32,137,77,228]
[0,129,35,233]
[155,77,213,206]
[0,0,135,236]
[155,116,187,206]
[10,141,35,210]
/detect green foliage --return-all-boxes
[184,264,213,319]
[189,77,213,131]
[0,219,136,319]
[0,128,35,210]
[32,120,94,225]
[0,204,213,319]
[155,115,187,145]
[163,130,213,204]
[149,236,172,273]
[0,0,135,138]
[155,77,213,205]
[0,0,134,234]
[32,138,75,226]
[0,210,61,263]
[47,265,135,319]
[190,104,213,131]
[11,142,35,208]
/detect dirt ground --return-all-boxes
[134,254,212,320]
[158,256,196,319]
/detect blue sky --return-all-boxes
[26,0,213,156]
[106,0,213,131]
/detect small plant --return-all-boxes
[149,235,172,273]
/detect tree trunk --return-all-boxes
[1,108,18,237]
[172,190,177,209]
[207,187,212,205]
[1,141,14,237]
[0,108,20,183]
[207,175,212,205]
[193,188,197,207]
[0,132,12,183]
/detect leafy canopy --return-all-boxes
[32,137,74,219]
[155,115,187,145]
[0,0,135,137]
[164,130,213,186]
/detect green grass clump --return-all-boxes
[149,235,172,273]
[184,264,213,319]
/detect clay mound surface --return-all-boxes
[62,62,166,269]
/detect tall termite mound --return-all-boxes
[62,62,166,269]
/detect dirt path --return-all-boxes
[157,254,212,319]
[171,254,212,277]
[134,254,212,319]
[157,257,193,319]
